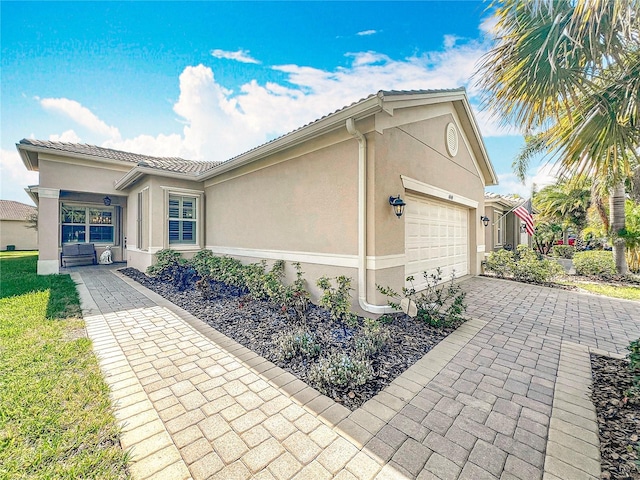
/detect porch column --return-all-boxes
[37,188,60,275]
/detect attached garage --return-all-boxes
[405,193,469,290]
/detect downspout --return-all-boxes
[346,118,393,315]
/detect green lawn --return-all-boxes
[572,281,640,301]
[0,251,130,479]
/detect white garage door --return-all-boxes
[405,194,469,290]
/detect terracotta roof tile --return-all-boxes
[18,139,219,174]
[0,200,37,221]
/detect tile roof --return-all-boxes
[0,200,37,221]
[485,192,523,204]
[18,139,219,174]
[20,89,469,177]
[219,88,467,166]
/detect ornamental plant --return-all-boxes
[573,251,616,278]
[377,267,467,328]
[317,276,358,332]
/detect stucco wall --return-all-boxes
[125,175,205,272]
[1,220,37,250]
[204,133,359,256]
[39,156,129,193]
[367,110,486,304]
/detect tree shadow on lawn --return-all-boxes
[0,253,81,319]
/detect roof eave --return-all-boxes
[197,95,384,181]
[115,166,200,190]
[453,98,499,187]
[17,142,134,169]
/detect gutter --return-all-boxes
[346,118,394,315]
[114,165,200,190]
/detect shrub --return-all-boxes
[317,276,358,330]
[551,244,576,259]
[485,249,516,278]
[627,339,640,398]
[573,250,616,277]
[282,262,310,321]
[485,245,563,283]
[377,268,467,328]
[512,245,563,283]
[355,318,390,356]
[146,249,187,277]
[191,249,216,277]
[276,329,321,360]
[309,353,373,392]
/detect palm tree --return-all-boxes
[476,0,640,274]
[534,180,591,245]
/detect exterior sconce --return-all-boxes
[103,196,112,206]
[389,195,406,218]
[520,223,527,233]
[480,215,490,227]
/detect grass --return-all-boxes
[569,281,640,301]
[0,251,130,479]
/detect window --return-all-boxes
[493,209,504,246]
[168,195,196,244]
[61,204,114,244]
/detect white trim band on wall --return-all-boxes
[400,175,478,209]
[205,246,406,270]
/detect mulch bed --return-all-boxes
[591,354,640,479]
[120,267,459,410]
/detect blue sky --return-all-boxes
[1,1,555,206]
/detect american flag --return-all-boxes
[514,199,535,236]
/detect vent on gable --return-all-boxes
[446,122,459,157]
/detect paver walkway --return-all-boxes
[70,266,640,479]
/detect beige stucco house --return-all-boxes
[483,192,533,253]
[0,200,38,251]
[18,89,498,313]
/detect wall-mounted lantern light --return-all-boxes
[480,215,490,227]
[103,196,112,206]
[389,195,406,218]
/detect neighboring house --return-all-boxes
[483,192,533,253]
[0,200,38,251]
[18,88,498,313]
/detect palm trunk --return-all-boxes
[610,181,628,275]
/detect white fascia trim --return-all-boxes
[37,187,61,199]
[37,259,59,275]
[401,176,478,209]
[115,167,201,190]
[458,97,498,186]
[366,254,405,270]
[206,245,359,268]
[160,186,205,195]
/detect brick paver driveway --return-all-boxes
[71,267,640,480]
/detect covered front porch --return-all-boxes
[28,186,127,275]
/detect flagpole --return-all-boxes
[491,199,530,226]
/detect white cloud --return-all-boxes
[33,24,513,165]
[490,164,559,197]
[40,98,121,140]
[0,149,39,204]
[211,49,260,64]
[356,29,378,36]
[48,130,81,143]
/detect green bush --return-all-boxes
[485,249,516,278]
[377,267,467,328]
[146,248,187,276]
[485,246,562,283]
[512,245,563,283]
[551,245,576,259]
[627,339,640,398]
[573,251,616,277]
[276,329,321,360]
[317,276,358,330]
[355,318,390,356]
[309,353,373,392]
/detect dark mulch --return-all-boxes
[591,354,640,480]
[120,267,459,410]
